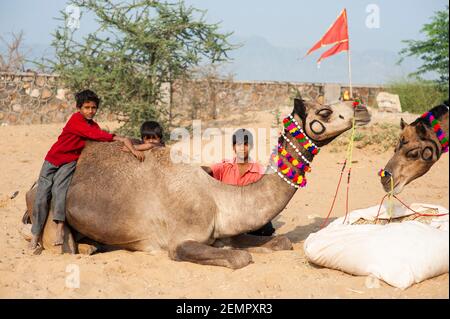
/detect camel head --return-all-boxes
[291,98,371,146]
[380,105,449,194]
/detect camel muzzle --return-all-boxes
[354,104,371,126]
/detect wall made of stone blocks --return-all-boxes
[0,72,115,126]
[171,80,327,122]
[0,72,73,125]
[171,79,383,122]
[0,72,383,126]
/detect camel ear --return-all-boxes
[415,122,428,138]
[293,98,307,121]
[400,118,408,130]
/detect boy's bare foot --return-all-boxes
[29,234,40,250]
[33,246,43,255]
[54,222,64,246]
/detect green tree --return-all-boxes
[399,5,449,91]
[43,0,234,137]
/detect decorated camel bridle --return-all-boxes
[270,99,361,192]
[271,101,449,226]
[421,109,449,154]
[376,104,449,222]
[269,114,320,189]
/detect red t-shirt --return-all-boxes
[211,158,265,186]
[45,112,115,166]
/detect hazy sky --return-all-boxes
[0,0,447,49]
[0,0,447,82]
[184,0,448,51]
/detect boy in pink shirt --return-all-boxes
[203,129,274,236]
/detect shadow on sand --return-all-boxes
[281,217,338,244]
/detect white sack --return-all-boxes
[304,203,449,289]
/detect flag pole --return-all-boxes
[346,9,353,99]
[347,49,353,99]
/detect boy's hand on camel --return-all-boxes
[132,150,145,162]
[114,136,144,161]
[121,145,131,153]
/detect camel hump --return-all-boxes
[83,140,170,163]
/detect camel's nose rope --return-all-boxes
[377,169,394,218]
[374,170,448,223]
[321,108,357,229]
[373,170,393,222]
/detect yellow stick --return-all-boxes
[346,115,357,170]
[387,175,394,219]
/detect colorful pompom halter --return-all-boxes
[271,117,319,189]
[283,115,320,156]
[378,169,391,178]
[352,98,364,108]
[421,111,449,154]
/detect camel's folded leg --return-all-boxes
[25,186,83,255]
[170,240,253,269]
[77,243,97,255]
[40,223,97,255]
[40,220,77,254]
[19,223,33,241]
[73,232,99,255]
[227,234,293,253]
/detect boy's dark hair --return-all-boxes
[75,90,101,109]
[232,128,253,146]
[141,121,164,143]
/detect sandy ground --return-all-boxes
[0,108,448,299]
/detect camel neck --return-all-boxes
[212,117,317,238]
[212,169,297,238]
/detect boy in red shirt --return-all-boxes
[30,90,143,249]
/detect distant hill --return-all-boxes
[222,35,423,85]
[24,35,424,85]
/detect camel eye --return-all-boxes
[422,147,433,161]
[396,137,408,152]
[317,109,332,118]
[406,149,419,159]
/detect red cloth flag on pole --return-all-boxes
[305,9,349,64]
[317,40,349,64]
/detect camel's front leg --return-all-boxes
[226,234,293,253]
[170,240,253,269]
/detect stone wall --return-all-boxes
[0,72,69,125]
[0,72,384,125]
[171,79,383,122]
[0,72,114,125]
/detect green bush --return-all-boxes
[42,0,234,138]
[386,79,448,114]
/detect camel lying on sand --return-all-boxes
[380,101,448,194]
[23,98,370,268]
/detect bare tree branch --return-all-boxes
[0,30,28,72]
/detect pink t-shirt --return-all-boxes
[211,158,265,186]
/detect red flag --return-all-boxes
[305,9,349,62]
[317,40,349,64]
